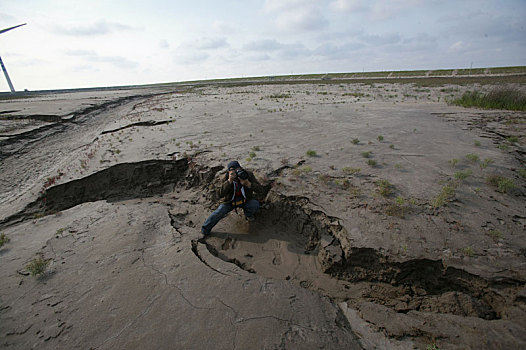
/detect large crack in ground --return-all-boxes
[5,159,524,346]
[198,190,524,321]
[0,93,163,161]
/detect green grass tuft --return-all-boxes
[306,150,317,157]
[432,181,457,208]
[486,175,515,193]
[465,153,479,162]
[454,169,472,180]
[449,158,459,167]
[0,233,9,248]
[26,257,49,276]
[450,88,526,111]
[361,151,371,158]
[342,167,360,175]
[376,179,393,197]
[351,138,360,145]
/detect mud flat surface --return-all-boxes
[1,78,525,349]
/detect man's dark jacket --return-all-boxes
[218,170,262,204]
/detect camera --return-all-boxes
[236,168,249,180]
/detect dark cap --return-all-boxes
[227,160,241,170]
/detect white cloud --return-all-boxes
[53,19,136,36]
[330,0,366,13]
[173,51,209,65]
[195,37,229,50]
[65,49,138,69]
[159,40,169,49]
[264,0,328,32]
[448,40,471,53]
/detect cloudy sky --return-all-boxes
[0,0,524,91]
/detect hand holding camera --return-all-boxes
[228,168,251,187]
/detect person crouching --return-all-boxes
[201,160,261,236]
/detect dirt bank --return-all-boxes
[1,80,525,349]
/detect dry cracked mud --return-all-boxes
[1,78,525,349]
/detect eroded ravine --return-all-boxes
[5,159,525,347]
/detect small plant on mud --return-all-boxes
[367,159,377,167]
[474,140,481,147]
[465,153,479,163]
[351,138,360,145]
[361,151,371,158]
[498,143,510,151]
[507,136,519,143]
[376,179,393,197]
[292,165,312,176]
[251,146,261,151]
[519,169,526,179]
[0,233,9,248]
[487,229,502,241]
[486,175,515,193]
[306,150,317,157]
[342,167,360,175]
[385,196,410,218]
[462,246,474,257]
[394,163,403,170]
[249,151,256,158]
[389,144,395,149]
[448,158,459,167]
[26,257,49,276]
[432,181,457,208]
[377,135,384,141]
[480,158,494,169]
[454,169,472,181]
[426,343,440,350]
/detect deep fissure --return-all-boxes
[3,159,522,322]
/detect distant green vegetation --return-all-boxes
[450,88,526,111]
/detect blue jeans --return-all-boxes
[201,199,260,235]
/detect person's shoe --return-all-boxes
[245,216,255,222]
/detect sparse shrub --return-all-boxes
[480,158,494,169]
[394,163,403,170]
[342,167,360,175]
[385,196,409,218]
[486,175,515,193]
[376,179,393,197]
[306,150,317,157]
[252,146,261,151]
[367,159,377,167]
[249,151,256,158]
[462,246,474,257]
[519,169,526,179]
[0,233,9,247]
[507,136,519,143]
[450,88,526,111]
[432,181,457,208]
[474,140,481,147]
[449,158,459,167]
[26,257,49,276]
[389,144,395,149]
[351,138,360,145]
[377,135,384,141]
[498,143,510,151]
[465,153,479,163]
[361,151,371,158]
[269,93,291,99]
[487,229,502,241]
[454,169,472,180]
[349,186,361,198]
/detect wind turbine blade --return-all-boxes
[0,23,27,35]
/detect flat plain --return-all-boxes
[1,73,525,349]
